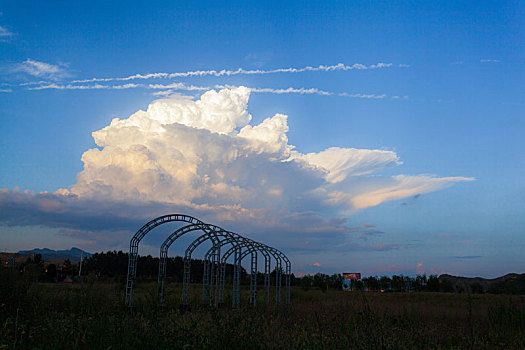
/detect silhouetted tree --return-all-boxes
[391,275,406,292]
[414,275,427,291]
[470,282,483,294]
[426,275,440,292]
[33,254,42,264]
[329,274,343,289]
[300,275,313,291]
[353,280,364,290]
[379,276,392,291]
[46,264,57,282]
[440,279,454,293]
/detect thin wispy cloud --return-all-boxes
[19,80,55,86]
[339,92,387,99]
[233,86,388,99]
[28,83,144,90]
[27,81,391,99]
[0,26,13,42]
[480,59,500,63]
[217,84,332,96]
[148,83,210,91]
[18,61,408,99]
[70,62,409,83]
[13,59,69,80]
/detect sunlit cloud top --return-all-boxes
[56,86,472,215]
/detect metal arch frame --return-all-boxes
[221,241,282,306]
[126,213,292,308]
[126,214,207,307]
[219,241,280,307]
[203,237,272,307]
[181,229,240,307]
[232,242,279,305]
[265,247,292,304]
[157,223,242,307]
[157,222,261,308]
[187,224,260,307]
[204,240,263,307]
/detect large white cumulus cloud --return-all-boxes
[65,86,472,215]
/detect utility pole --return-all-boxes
[78,251,83,277]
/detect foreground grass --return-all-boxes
[1,275,524,349]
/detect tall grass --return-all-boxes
[1,270,524,349]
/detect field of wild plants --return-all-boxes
[1,269,525,349]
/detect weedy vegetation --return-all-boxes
[2,268,525,349]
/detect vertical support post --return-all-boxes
[275,259,282,304]
[208,250,215,307]
[202,256,210,301]
[202,259,209,300]
[278,264,282,304]
[181,254,192,306]
[209,246,220,307]
[232,248,240,308]
[249,251,257,306]
[264,256,270,304]
[219,259,226,306]
[125,240,139,307]
[158,249,168,306]
[285,262,291,304]
[213,246,221,307]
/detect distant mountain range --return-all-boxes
[17,247,92,262]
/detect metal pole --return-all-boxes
[264,255,270,303]
[213,246,221,307]
[249,251,257,306]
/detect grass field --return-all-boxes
[1,272,525,349]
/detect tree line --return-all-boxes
[296,273,450,292]
[6,251,525,294]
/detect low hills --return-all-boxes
[439,273,525,294]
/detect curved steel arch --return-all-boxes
[157,223,243,306]
[222,242,282,305]
[158,222,263,308]
[181,229,250,307]
[126,213,292,308]
[126,214,208,307]
[265,247,291,304]
[203,237,272,307]
[229,241,279,305]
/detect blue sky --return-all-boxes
[0,1,523,277]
